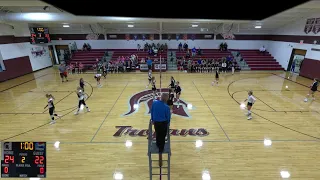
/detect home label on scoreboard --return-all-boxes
[1,142,46,178]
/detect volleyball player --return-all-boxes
[102,63,108,79]
[168,76,176,92]
[244,90,256,120]
[146,69,152,88]
[304,78,319,102]
[94,73,102,87]
[74,87,90,115]
[167,89,174,113]
[212,70,220,86]
[44,94,61,124]
[175,81,182,108]
[79,78,85,92]
[151,77,157,100]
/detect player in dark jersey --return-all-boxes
[79,78,85,92]
[102,63,108,79]
[168,76,176,92]
[212,70,219,86]
[75,87,90,115]
[167,89,174,113]
[44,94,61,124]
[175,81,182,108]
[304,78,319,102]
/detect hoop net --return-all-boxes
[87,24,104,40]
[221,32,235,40]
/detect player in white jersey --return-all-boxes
[44,94,61,124]
[74,87,90,115]
[94,73,102,87]
[244,90,256,120]
[151,76,157,100]
[146,69,152,88]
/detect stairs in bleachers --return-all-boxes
[70,49,106,65]
[238,50,284,71]
[167,51,177,71]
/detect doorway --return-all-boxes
[55,45,69,64]
[48,45,57,65]
[287,49,307,74]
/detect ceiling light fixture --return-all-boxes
[63,24,70,28]
[255,25,262,29]
[192,24,198,27]
[128,24,134,28]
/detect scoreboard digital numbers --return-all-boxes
[1,142,46,178]
[30,27,51,44]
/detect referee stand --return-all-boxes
[148,120,171,180]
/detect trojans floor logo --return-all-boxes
[123,88,192,118]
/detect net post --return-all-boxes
[159,55,162,96]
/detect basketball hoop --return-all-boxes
[221,32,235,40]
[86,34,99,40]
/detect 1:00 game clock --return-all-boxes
[1,142,46,178]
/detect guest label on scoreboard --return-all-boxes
[1,142,46,178]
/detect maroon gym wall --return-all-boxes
[0,56,33,82]
[299,58,320,80]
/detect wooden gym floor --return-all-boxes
[0,67,320,180]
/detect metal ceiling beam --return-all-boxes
[0,0,48,6]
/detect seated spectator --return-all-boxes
[164,43,168,51]
[183,43,188,51]
[197,47,202,55]
[223,42,228,51]
[191,47,196,57]
[259,46,266,54]
[178,42,182,51]
[82,43,88,51]
[137,44,141,51]
[186,50,190,58]
[87,43,91,51]
[144,43,149,51]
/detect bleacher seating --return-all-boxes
[174,49,231,59]
[69,49,106,66]
[239,50,284,70]
[110,49,168,63]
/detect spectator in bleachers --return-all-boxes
[191,47,196,57]
[226,55,233,62]
[82,43,88,51]
[259,46,266,55]
[186,50,191,58]
[144,43,149,51]
[137,44,141,51]
[87,43,91,51]
[157,43,160,49]
[183,43,188,51]
[178,42,182,51]
[197,47,202,55]
[223,42,228,51]
[164,43,168,51]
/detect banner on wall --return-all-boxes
[31,47,48,58]
[191,34,195,41]
[149,34,154,41]
[312,18,320,34]
[168,34,171,41]
[140,64,148,71]
[125,34,130,41]
[154,64,166,70]
[304,18,315,34]
[133,35,138,41]
[176,34,180,41]
[142,34,146,41]
[183,34,187,40]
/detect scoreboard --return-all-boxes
[30,27,51,44]
[1,142,46,178]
